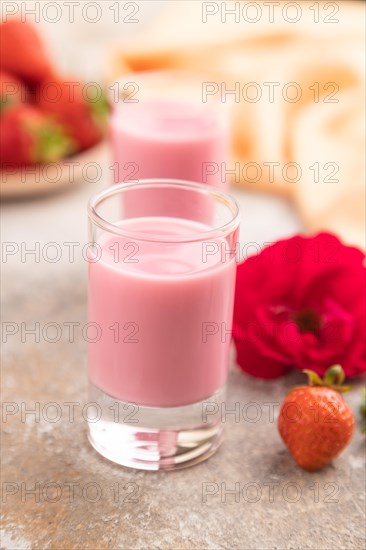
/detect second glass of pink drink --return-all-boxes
[109,70,231,192]
[87,181,240,470]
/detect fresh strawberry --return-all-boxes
[0,104,74,167]
[0,71,26,112]
[0,19,54,85]
[278,365,354,471]
[38,77,108,151]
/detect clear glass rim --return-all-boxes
[88,180,240,244]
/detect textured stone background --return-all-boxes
[1,171,365,549]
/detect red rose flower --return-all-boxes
[233,233,366,379]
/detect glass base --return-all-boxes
[87,383,226,471]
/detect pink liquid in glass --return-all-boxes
[110,99,230,189]
[88,217,236,408]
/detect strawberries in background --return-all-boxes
[39,78,107,151]
[0,71,26,110]
[0,19,108,169]
[0,19,54,85]
[0,104,74,167]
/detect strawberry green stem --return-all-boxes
[302,365,351,393]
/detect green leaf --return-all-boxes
[324,365,345,386]
[303,369,324,386]
[302,366,352,393]
[90,91,109,131]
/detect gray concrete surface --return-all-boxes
[1,176,365,550]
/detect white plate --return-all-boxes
[0,141,106,199]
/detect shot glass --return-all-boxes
[109,70,231,190]
[87,180,240,470]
